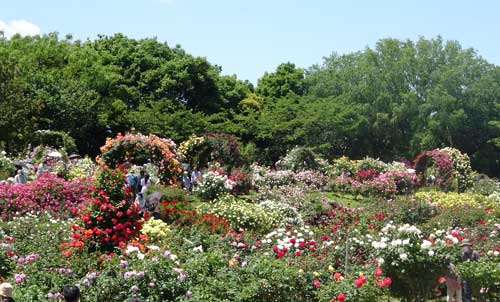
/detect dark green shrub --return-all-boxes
[32,130,77,153]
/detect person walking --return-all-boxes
[445,263,462,302]
[461,239,480,302]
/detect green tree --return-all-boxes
[256,62,305,98]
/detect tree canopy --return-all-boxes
[0,34,498,176]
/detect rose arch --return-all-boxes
[414,149,454,190]
[97,132,182,185]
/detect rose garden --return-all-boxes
[0,131,499,302]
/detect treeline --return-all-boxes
[0,34,499,175]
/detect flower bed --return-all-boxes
[0,173,92,220]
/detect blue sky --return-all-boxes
[1,0,499,84]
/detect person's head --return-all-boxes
[140,170,145,177]
[461,240,473,253]
[0,282,13,301]
[63,285,80,302]
[144,173,150,181]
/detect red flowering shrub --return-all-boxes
[355,168,380,181]
[0,174,92,220]
[158,200,230,234]
[70,166,144,252]
[229,169,251,194]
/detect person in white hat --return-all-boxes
[0,282,14,302]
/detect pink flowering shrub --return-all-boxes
[333,169,417,197]
[0,173,92,220]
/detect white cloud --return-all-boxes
[0,19,41,38]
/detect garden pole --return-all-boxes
[344,232,349,276]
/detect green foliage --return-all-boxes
[390,196,439,225]
[32,130,77,153]
[256,62,305,98]
[457,260,500,300]
[184,251,312,302]
[424,205,492,230]
[0,234,13,278]
[414,191,496,209]
[146,184,191,202]
[0,151,15,180]
[470,176,500,196]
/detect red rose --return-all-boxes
[383,277,392,286]
[354,278,364,288]
[374,268,383,278]
[337,293,346,301]
[313,279,321,288]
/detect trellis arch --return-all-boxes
[414,149,454,190]
[97,132,182,185]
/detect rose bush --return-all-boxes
[0,173,92,220]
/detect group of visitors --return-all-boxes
[125,164,153,213]
[0,279,79,302]
[1,163,27,186]
[0,280,143,302]
[445,239,481,302]
[181,164,202,191]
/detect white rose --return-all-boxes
[399,253,408,261]
[421,240,432,249]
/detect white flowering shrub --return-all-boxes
[488,191,500,203]
[193,170,236,200]
[200,195,280,232]
[249,163,295,191]
[67,157,95,180]
[275,147,330,172]
[259,199,303,226]
[440,147,475,192]
[293,170,328,189]
[0,150,15,180]
[369,222,461,301]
